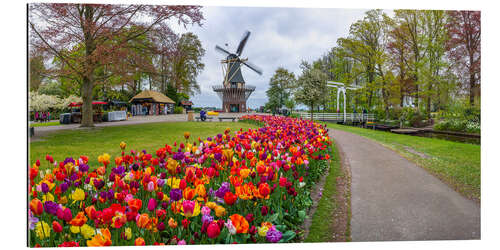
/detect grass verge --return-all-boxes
[326,123,480,202]
[305,138,349,242]
[30,121,258,170]
[30,121,60,127]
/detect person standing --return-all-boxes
[35,111,39,122]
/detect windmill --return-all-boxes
[327,81,361,122]
[212,31,262,113]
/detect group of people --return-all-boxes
[34,111,51,122]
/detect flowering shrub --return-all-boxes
[28,115,332,246]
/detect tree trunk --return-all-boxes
[469,73,475,106]
[426,82,432,119]
[80,6,96,127]
[81,75,94,127]
[469,56,476,106]
[310,102,314,121]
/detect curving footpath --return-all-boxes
[328,128,480,241]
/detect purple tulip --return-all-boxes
[41,183,49,193]
[170,188,182,201]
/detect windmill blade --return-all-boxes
[215,45,231,56]
[243,60,263,75]
[236,30,251,56]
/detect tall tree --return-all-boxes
[295,62,328,120]
[338,10,387,109]
[393,10,425,109]
[421,10,448,116]
[446,10,481,106]
[29,54,47,91]
[169,32,206,96]
[29,3,203,127]
[265,67,296,112]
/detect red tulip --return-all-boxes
[52,221,63,233]
[224,192,237,206]
[207,221,221,238]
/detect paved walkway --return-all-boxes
[329,128,480,241]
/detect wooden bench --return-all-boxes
[195,116,214,122]
[218,117,237,122]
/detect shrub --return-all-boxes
[174,106,184,114]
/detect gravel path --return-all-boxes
[328,128,480,241]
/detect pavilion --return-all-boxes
[129,90,175,115]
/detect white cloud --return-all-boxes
[170,6,370,108]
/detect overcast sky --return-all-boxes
[170,6,372,109]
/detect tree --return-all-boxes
[38,81,64,97]
[29,54,46,91]
[29,91,61,112]
[420,10,448,117]
[265,67,296,112]
[29,3,203,127]
[337,10,389,109]
[446,11,481,106]
[393,10,425,109]
[295,62,328,120]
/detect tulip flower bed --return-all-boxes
[28,115,332,247]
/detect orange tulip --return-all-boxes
[195,184,206,198]
[30,198,43,216]
[85,205,97,220]
[135,237,145,246]
[70,212,87,227]
[168,218,178,229]
[127,198,142,212]
[136,213,151,229]
[97,166,106,176]
[183,187,196,200]
[230,214,249,234]
[87,228,111,246]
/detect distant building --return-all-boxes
[180,100,193,110]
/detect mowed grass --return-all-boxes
[326,123,481,202]
[305,139,348,242]
[30,121,60,127]
[30,122,258,171]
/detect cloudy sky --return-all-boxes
[170,6,371,109]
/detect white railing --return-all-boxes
[297,112,375,122]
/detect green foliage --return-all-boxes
[38,81,64,97]
[434,98,480,133]
[173,106,184,114]
[29,55,46,91]
[265,67,296,111]
[295,62,329,115]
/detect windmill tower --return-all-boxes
[212,31,262,112]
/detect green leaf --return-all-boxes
[281,230,296,242]
[268,213,279,223]
[275,225,287,232]
[298,210,307,221]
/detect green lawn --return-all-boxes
[305,139,348,242]
[326,123,481,202]
[30,122,258,170]
[30,121,60,127]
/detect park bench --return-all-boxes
[218,117,237,122]
[195,116,214,122]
